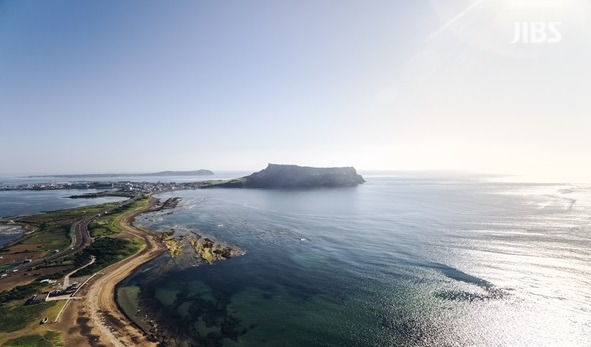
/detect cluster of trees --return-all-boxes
[0,282,44,304]
[74,237,141,276]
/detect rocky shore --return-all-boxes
[152,197,182,211]
[116,201,245,346]
[159,229,244,264]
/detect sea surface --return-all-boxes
[1,174,589,345]
[115,175,591,346]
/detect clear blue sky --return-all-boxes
[1,0,590,181]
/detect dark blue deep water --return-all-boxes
[120,176,591,346]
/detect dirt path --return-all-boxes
[54,197,166,347]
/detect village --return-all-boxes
[0,179,203,194]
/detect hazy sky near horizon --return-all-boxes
[1,0,590,181]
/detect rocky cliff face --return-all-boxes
[214,164,365,188]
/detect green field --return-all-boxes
[0,301,57,333]
[3,331,62,347]
[199,177,247,188]
[73,237,143,276]
[0,194,153,340]
[2,201,126,257]
[88,196,150,237]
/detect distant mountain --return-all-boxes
[202,164,364,188]
[28,170,214,178]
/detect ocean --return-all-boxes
[122,175,591,346]
[2,174,590,346]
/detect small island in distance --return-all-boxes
[28,170,214,178]
[202,164,365,188]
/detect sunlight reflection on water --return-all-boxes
[125,177,591,346]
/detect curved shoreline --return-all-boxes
[55,196,167,347]
[0,222,36,248]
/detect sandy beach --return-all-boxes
[53,197,166,347]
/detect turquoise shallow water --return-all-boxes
[122,176,591,346]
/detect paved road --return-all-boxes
[62,255,96,289]
[8,196,141,274]
[11,218,93,274]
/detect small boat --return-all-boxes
[41,317,48,324]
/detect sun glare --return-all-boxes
[502,0,577,10]
[498,0,589,17]
[428,0,590,55]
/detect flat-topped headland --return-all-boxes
[202,164,365,188]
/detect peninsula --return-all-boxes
[202,164,365,188]
[0,164,364,345]
[0,194,165,346]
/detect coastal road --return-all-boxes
[62,255,96,289]
[6,217,91,276]
[55,196,165,347]
[9,197,140,274]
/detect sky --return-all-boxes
[1,0,590,181]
